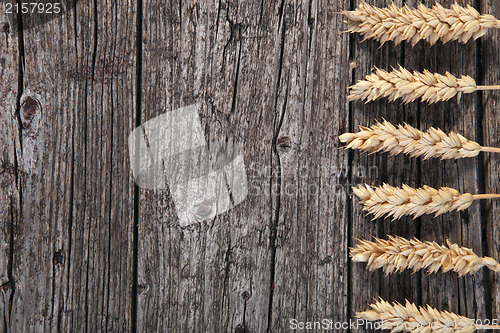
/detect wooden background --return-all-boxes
[1,0,499,331]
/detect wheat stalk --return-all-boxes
[339,120,500,159]
[352,183,500,220]
[342,2,500,47]
[351,235,500,277]
[357,298,499,332]
[348,66,500,104]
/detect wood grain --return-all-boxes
[481,0,500,322]
[138,1,279,331]
[1,1,137,331]
[60,0,137,331]
[268,0,350,331]
[0,4,20,331]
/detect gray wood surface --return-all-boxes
[0,0,499,332]
[482,0,500,320]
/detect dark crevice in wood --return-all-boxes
[456,278,463,315]
[178,0,182,30]
[415,89,423,309]
[66,0,76,319]
[346,0,355,327]
[65,129,74,330]
[301,0,310,112]
[50,248,57,329]
[414,53,423,309]
[73,0,78,69]
[105,12,118,328]
[14,2,24,157]
[84,0,99,328]
[258,0,264,26]
[6,4,26,332]
[4,198,16,333]
[215,0,222,42]
[57,302,63,333]
[306,0,313,57]
[230,39,242,116]
[64,3,78,326]
[132,0,143,331]
[474,0,492,321]
[91,0,98,81]
[268,90,287,333]
[222,237,232,331]
[266,2,286,330]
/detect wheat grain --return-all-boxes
[339,120,500,159]
[352,183,500,220]
[357,298,486,333]
[342,2,500,47]
[347,66,487,104]
[351,235,500,277]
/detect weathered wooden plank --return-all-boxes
[412,0,487,321]
[138,0,279,331]
[60,1,137,331]
[5,1,137,331]
[0,3,20,331]
[268,0,350,331]
[481,0,500,322]
[5,4,76,331]
[349,0,422,327]
[348,0,490,328]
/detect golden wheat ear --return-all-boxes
[352,183,500,220]
[357,298,499,332]
[339,120,500,159]
[351,235,500,277]
[342,2,500,47]
[348,66,500,104]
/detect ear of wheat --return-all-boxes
[348,66,500,104]
[357,298,499,332]
[339,120,500,159]
[342,2,500,47]
[352,183,500,220]
[351,235,500,277]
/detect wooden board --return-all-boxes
[0,4,20,332]
[1,1,137,331]
[482,0,500,322]
[0,0,499,331]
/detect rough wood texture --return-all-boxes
[0,4,20,332]
[1,1,136,331]
[0,0,499,331]
[482,0,500,321]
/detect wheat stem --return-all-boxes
[339,120,496,160]
[342,2,500,47]
[476,85,500,91]
[348,66,479,104]
[481,146,500,153]
[353,183,484,220]
[351,235,500,276]
[472,194,500,200]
